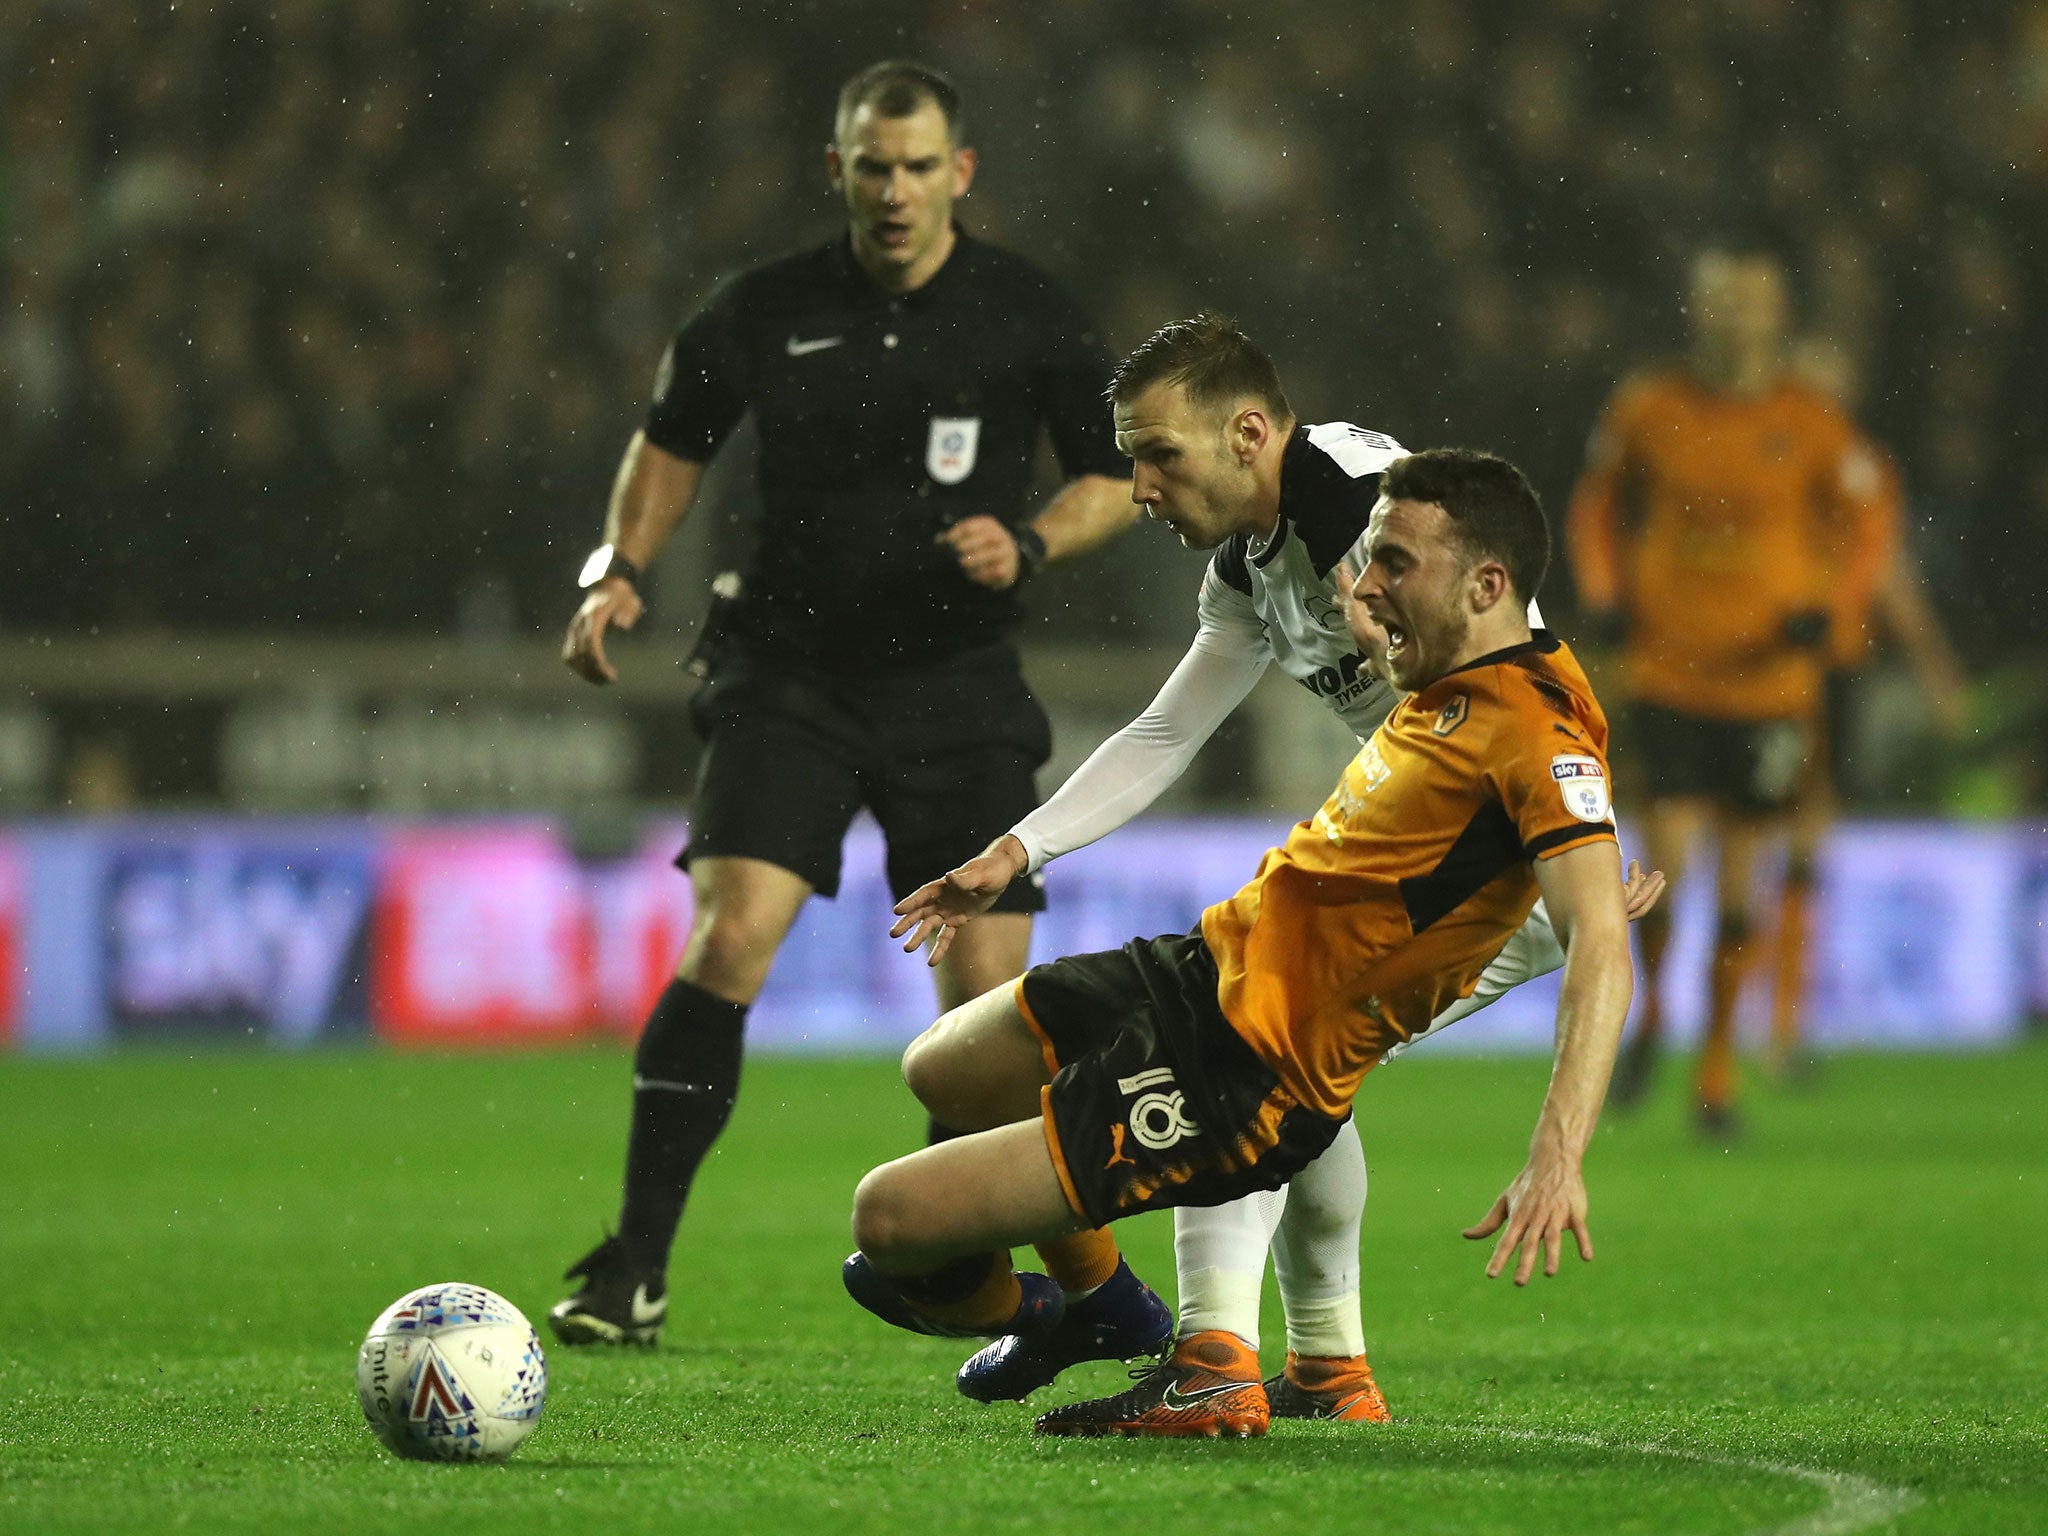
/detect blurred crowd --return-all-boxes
[4,0,2045,657]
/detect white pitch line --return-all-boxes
[1454,1426,1920,1536]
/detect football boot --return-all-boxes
[1034,1329,1268,1438]
[841,1251,1066,1341]
[956,1256,1172,1402]
[547,1234,666,1347]
[1264,1351,1392,1422]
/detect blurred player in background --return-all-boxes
[1568,250,1893,1139]
[854,449,1635,1439]
[891,316,1662,1434]
[549,60,1134,1346]
[1767,338,1970,1080]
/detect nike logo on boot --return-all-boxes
[1160,1378,1251,1411]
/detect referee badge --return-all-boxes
[926,416,981,485]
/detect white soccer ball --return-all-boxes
[356,1282,548,1462]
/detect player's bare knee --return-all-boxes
[901,1029,970,1121]
[851,1167,917,1261]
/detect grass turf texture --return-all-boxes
[2,1046,2043,1535]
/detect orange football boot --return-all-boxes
[1035,1329,1268,1438]
[1263,1351,1391,1422]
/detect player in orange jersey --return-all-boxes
[842,449,1635,1437]
[1567,250,1893,1138]
[1765,340,1971,1080]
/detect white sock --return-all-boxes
[1273,1118,1368,1359]
[1172,1182,1287,1348]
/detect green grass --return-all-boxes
[2,1044,2044,1534]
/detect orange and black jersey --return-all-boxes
[1201,634,1615,1121]
[1567,369,1891,720]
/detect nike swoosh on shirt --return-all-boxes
[1159,1379,1250,1411]
[785,335,846,356]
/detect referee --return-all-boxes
[551,60,1134,1346]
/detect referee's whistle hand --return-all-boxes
[938,515,1023,589]
[562,580,643,685]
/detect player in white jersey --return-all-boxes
[892,315,1661,1431]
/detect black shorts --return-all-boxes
[1627,702,1810,815]
[682,641,1051,906]
[1016,930,1344,1229]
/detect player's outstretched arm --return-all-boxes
[562,433,705,684]
[891,623,1270,965]
[1465,839,1632,1285]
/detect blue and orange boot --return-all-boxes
[956,1256,1172,1401]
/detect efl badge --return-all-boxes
[1550,755,1611,823]
[926,417,981,485]
[1433,694,1469,737]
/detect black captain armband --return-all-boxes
[1012,523,1048,581]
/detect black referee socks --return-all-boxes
[617,977,748,1275]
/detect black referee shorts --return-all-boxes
[681,641,1051,907]
[1016,930,1343,1229]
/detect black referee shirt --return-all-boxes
[644,228,1126,671]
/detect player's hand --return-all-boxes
[939,516,1023,590]
[1464,1143,1593,1286]
[562,578,643,685]
[889,835,1029,966]
[1621,858,1666,922]
[1334,561,1391,675]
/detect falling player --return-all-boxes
[889,316,1661,1433]
[857,447,1635,1437]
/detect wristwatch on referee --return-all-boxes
[578,544,641,593]
[1011,522,1048,582]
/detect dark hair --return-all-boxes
[835,60,964,144]
[1381,448,1550,603]
[1107,312,1293,422]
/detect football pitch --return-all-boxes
[3,1044,2043,1535]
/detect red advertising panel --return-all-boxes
[369,824,690,1045]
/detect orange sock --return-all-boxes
[1771,872,1813,1060]
[1175,1329,1261,1379]
[1698,918,1752,1110]
[1034,1228,1120,1296]
[900,1251,1022,1332]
